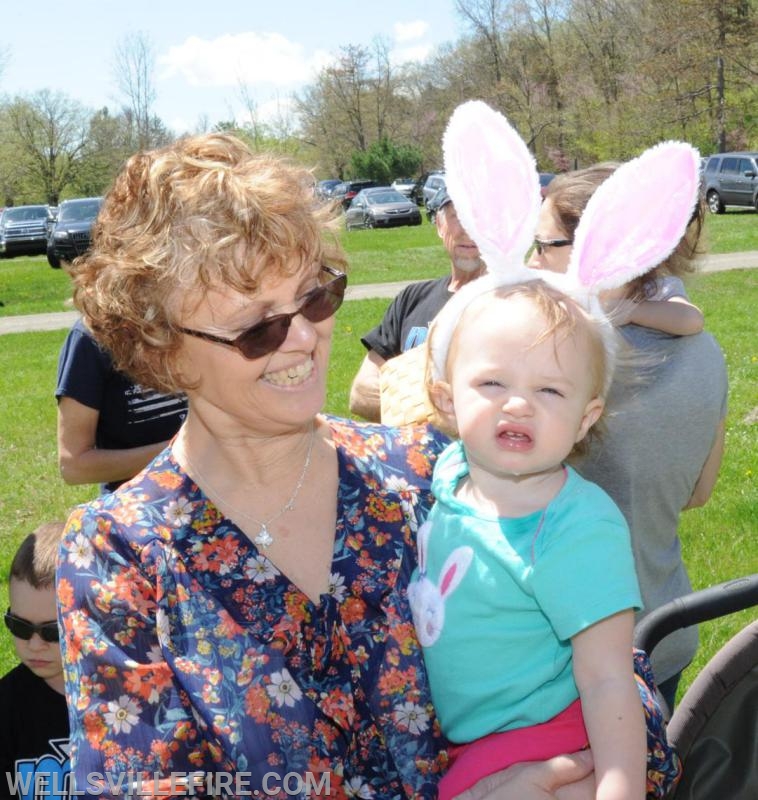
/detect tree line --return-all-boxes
[1,1,756,205]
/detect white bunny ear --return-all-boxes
[443,100,541,274]
[568,141,701,292]
[438,546,474,598]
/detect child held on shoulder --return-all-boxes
[529,163,705,338]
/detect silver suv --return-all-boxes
[0,204,49,257]
[422,173,446,207]
[701,152,758,214]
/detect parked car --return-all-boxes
[425,187,449,223]
[421,172,446,207]
[315,179,342,200]
[45,206,59,238]
[409,171,444,205]
[0,205,50,258]
[391,177,416,197]
[701,152,758,213]
[332,179,379,210]
[344,187,422,230]
[47,197,102,268]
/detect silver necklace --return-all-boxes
[182,424,316,549]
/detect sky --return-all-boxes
[4,0,462,135]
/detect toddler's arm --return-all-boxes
[623,296,704,335]
[572,609,646,800]
[600,288,704,335]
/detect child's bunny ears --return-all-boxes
[429,100,701,384]
[443,100,542,275]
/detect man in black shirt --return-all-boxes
[349,192,484,421]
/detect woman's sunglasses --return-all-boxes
[178,265,348,360]
[4,609,60,643]
[533,238,573,255]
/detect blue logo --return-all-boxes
[403,326,430,351]
[9,739,70,799]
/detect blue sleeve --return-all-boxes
[55,322,112,410]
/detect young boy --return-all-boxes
[1,522,70,799]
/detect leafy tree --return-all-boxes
[112,31,162,150]
[4,90,90,204]
[350,138,423,182]
[71,108,134,198]
[296,42,406,177]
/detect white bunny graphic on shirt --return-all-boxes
[408,521,473,647]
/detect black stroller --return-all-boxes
[634,574,758,799]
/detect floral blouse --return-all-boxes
[58,418,449,799]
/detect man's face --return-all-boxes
[435,203,483,273]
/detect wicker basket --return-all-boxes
[379,345,438,427]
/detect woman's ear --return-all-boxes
[576,396,605,443]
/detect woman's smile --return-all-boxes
[262,356,315,387]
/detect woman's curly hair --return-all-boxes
[69,133,346,393]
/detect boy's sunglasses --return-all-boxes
[533,238,573,255]
[4,609,60,643]
[178,265,348,360]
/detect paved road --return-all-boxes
[2,250,756,335]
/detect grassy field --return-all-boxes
[0,219,755,697]
[0,208,756,318]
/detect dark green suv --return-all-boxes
[47,197,102,268]
[701,152,758,213]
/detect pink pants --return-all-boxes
[438,699,589,800]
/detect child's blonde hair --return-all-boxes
[426,280,610,456]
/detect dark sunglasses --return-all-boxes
[533,238,573,255]
[178,266,348,360]
[4,609,60,643]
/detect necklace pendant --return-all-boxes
[254,524,274,549]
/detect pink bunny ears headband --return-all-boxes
[428,100,701,389]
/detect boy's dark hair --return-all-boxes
[9,522,66,589]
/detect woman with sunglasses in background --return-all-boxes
[529,164,705,337]
[1,521,70,793]
[56,133,594,799]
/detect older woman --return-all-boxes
[57,134,592,799]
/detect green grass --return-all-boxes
[704,209,758,253]
[0,268,755,700]
[1,210,755,317]
[674,269,758,680]
[0,258,77,317]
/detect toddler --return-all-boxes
[410,281,645,800]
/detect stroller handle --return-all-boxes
[633,574,758,656]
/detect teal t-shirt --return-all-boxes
[409,441,642,744]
